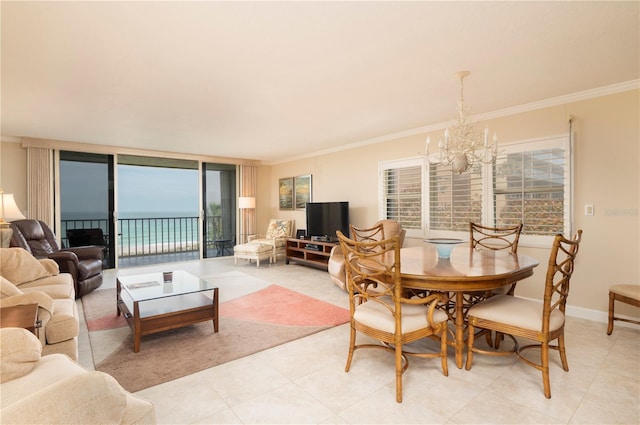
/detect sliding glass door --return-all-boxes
[58,152,238,267]
[59,151,115,268]
[117,155,200,267]
[202,163,236,258]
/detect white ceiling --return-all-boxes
[2,1,638,163]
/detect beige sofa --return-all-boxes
[327,219,406,291]
[0,247,79,360]
[0,327,156,424]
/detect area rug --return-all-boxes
[82,271,350,392]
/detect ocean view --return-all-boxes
[61,212,201,255]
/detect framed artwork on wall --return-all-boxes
[279,177,294,210]
[294,174,312,209]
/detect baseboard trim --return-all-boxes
[519,296,639,330]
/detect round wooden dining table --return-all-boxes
[399,245,540,368]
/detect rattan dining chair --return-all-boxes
[337,231,449,403]
[470,222,523,347]
[607,284,640,335]
[470,222,523,255]
[465,230,582,398]
[349,222,385,247]
[470,222,523,296]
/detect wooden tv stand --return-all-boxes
[285,238,337,270]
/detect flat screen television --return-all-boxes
[305,202,349,242]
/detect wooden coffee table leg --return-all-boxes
[116,280,121,316]
[213,287,219,333]
[133,301,141,353]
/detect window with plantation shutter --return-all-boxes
[379,158,424,235]
[429,162,482,231]
[491,137,570,238]
[378,135,571,244]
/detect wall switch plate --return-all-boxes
[585,204,594,216]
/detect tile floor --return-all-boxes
[77,257,640,424]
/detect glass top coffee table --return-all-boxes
[116,270,219,353]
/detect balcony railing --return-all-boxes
[61,216,227,260]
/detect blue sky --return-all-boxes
[60,162,216,219]
[118,165,200,217]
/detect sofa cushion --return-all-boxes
[18,273,75,299]
[250,238,287,248]
[0,350,155,425]
[1,354,84,408]
[38,258,60,275]
[0,328,41,384]
[46,299,79,344]
[0,276,23,298]
[1,371,128,425]
[0,290,54,315]
[0,248,53,285]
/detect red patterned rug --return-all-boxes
[82,280,349,392]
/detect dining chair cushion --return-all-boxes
[354,296,448,334]
[469,295,565,332]
[610,284,640,301]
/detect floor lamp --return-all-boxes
[238,196,256,244]
[1,191,26,248]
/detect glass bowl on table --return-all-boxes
[424,238,465,259]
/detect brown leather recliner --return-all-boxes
[9,219,103,298]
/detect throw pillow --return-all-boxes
[0,328,41,383]
[0,248,53,285]
[265,219,290,239]
[38,258,60,276]
[0,276,23,298]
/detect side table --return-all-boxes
[0,303,39,335]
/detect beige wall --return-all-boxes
[2,89,639,320]
[0,140,28,214]
[266,90,640,319]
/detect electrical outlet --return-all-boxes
[585,204,594,216]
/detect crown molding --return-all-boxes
[268,79,640,165]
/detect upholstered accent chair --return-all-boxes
[234,219,294,266]
[9,219,104,298]
[328,219,406,291]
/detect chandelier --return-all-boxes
[425,71,497,174]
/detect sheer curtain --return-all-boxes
[239,164,256,242]
[27,147,54,225]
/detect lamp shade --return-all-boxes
[1,193,26,222]
[238,196,256,209]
